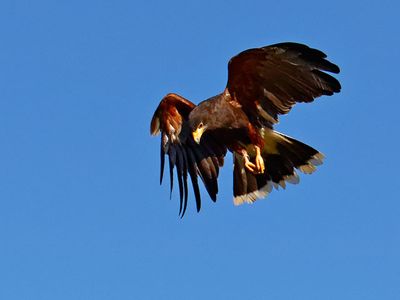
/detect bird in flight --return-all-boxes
[150,42,341,217]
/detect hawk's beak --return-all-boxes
[192,126,207,144]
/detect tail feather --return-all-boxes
[233,129,324,205]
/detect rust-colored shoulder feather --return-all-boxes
[150,93,195,137]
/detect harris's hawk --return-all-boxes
[150,42,341,216]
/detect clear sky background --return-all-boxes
[1,0,399,299]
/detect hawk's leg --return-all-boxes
[241,149,256,173]
[254,145,265,174]
[246,123,265,174]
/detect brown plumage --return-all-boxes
[150,42,341,216]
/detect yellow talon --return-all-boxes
[255,146,265,174]
[241,149,255,173]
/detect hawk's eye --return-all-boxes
[198,122,204,129]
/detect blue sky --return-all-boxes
[1,0,399,299]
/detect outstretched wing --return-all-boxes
[226,42,341,126]
[150,93,227,217]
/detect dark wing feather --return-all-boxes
[226,42,341,126]
[150,93,227,217]
[185,146,202,212]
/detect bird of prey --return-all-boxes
[150,42,341,216]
